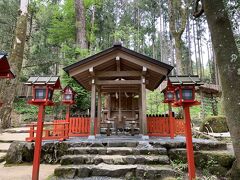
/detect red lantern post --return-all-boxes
[167,75,203,180]
[25,76,61,180]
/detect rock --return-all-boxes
[92,163,136,177]
[208,165,228,177]
[169,148,235,171]
[200,116,229,133]
[5,141,69,164]
[136,165,180,179]
[41,142,69,164]
[6,141,34,164]
[151,139,227,151]
[77,166,91,177]
[54,165,77,178]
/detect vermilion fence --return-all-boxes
[26,116,97,141]
[26,121,69,142]
[147,114,185,136]
[26,115,185,141]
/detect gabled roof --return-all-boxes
[168,75,203,86]
[64,44,173,72]
[25,76,61,89]
[64,44,174,91]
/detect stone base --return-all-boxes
[88,135,96,140]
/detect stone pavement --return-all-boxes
[0,163,59,180]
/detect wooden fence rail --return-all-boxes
[26,117,97,141]
[147,115,185,136]
[26,115,185,141]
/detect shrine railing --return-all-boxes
[26,116,97,142]
[147,114,185,136]
[25,121,69,142]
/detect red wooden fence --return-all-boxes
[147,115,185,136]
[26,117,97,141]
[26,115,185,141]
[26,121,69,142]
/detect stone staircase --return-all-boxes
[54,142,180,179]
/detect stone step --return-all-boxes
[61,154,170,165]
[169,148,235,169]
[54,163,180,179]
[67,146,167,156]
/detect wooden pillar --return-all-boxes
[107,94,111,119]
[119,90,121,124]
[131,93,135,118]
[97,88,101,134]
[89,78,96,138]
[141,76,148,137]
[138,91,142,134]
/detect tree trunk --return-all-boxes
[168,0,188,75]
[204,0,240,178]
[0,0,28,128]
[75,0,87,50]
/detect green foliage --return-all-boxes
[0,0,18,52]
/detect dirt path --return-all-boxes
[0,163,59,180]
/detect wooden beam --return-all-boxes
[90,79,96,136]
[119,52,168,75]
[69,53,117,76]
[141,76,147,135]
[96,71,141,78]
[89,67,95,76]
[96,80,142,85]
[116,56,120,71]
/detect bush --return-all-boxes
[199,116,229,133]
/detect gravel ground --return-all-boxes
[0,163,59,180]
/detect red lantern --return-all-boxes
[163,81,175,103]
[62,85,76,105]
[173,85,199,106]
[25,76,61,106]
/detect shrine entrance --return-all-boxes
[64,43,173,138]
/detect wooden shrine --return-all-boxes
[64,43,173,138]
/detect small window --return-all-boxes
[64,94,72,100]
[182,89,193,100]
[166,92,174,100]
[35,89,46,99]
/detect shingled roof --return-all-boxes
[168,75,203,86]
[25,76,61,89]
[64,44,174,91]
